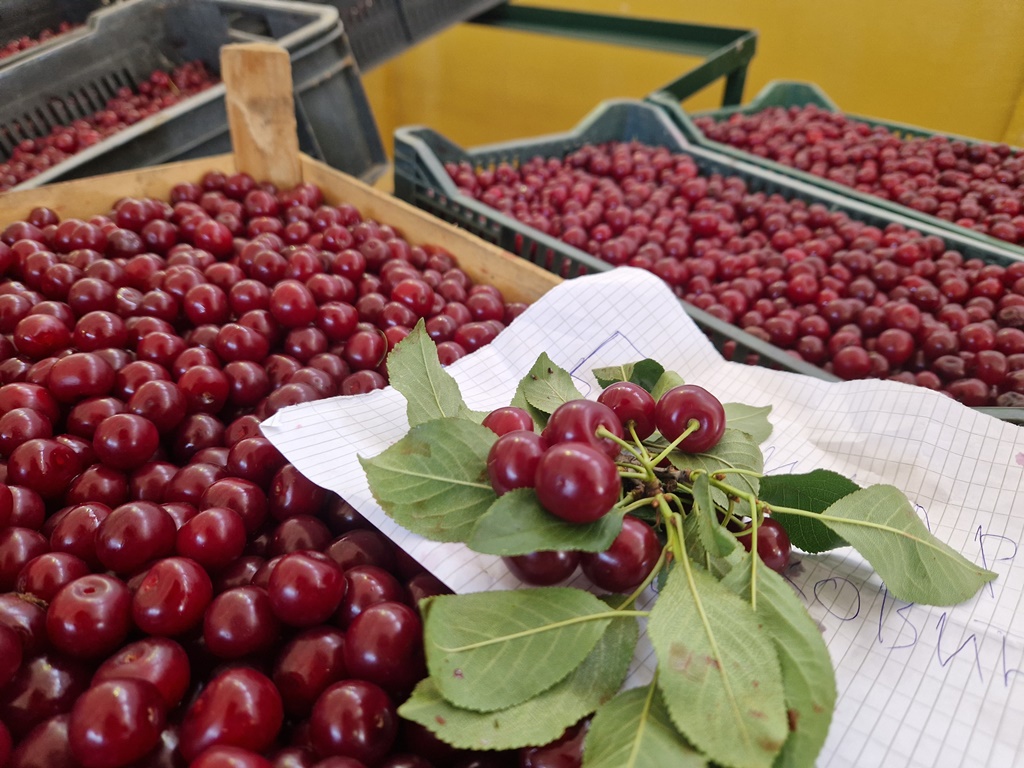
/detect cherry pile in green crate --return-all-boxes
[0,170,539,768]
[693,104,1024,246]
[0,22,80,62]
[446,141,1024,407]
[0,61,217,192]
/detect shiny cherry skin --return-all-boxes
[335,565,406,628]
[580,516,661,592]
[596,381,656,440]
[192,745,274,768]
[176,507,247,571]
[49,502,111,569]
[267,551,346,627]
[92,636,191,709]
[534,442,620,524]
[94,501,177,575]
[92,413,160,471]
[178,667,284,761]
[203,586,281,659]
[481,406,535,436]
[486,431,546,496]
[0,622,23,689]
[739,516,792,574]
[309,680,397,764]
[68,678,167,768]
[272,626,348,718]
[46,574,132,659]
[7,438,79,500]
[0,527,49,591]
[8,714,78,768]
[15,552,90,602]
[343,601,426,697]
[0,653,91,734]
[132,556,213,637]
[504,550,580,586]
[654,384,726,453]
[543,400,624,458]
[518,721,587,768]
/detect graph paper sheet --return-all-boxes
[261,267,1024,768]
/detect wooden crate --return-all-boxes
[0,44,559,306]
[0,152,559,306]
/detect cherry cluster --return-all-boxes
[482,382,790,594]
[0,22,80,62]
[447,142,1024,407]
[694,105,1024,245]
[0,61,217,192]
[0,171,533,767]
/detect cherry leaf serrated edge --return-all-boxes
[648,564,788,768]
[420,588,614,712]
[399,609,637,751]
[811,484,996,605]
[359,417,496,542]
[583,685,707,768]
[388,320,473,427]
[719,555,836,768]
[516,352,583,416]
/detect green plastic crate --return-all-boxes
[647,80,1024,259]
[394,98,1024,424]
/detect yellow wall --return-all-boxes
[363,0,1024,156]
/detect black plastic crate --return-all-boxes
[0,0,119,68]
[0,0,387,187]
[647,80,1024,259]
[305,0,411,70]
[400,0,505,43]
[394,99,1024,424]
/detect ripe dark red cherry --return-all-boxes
[504,550,581,586]
[597,381,656,440]
[486,430,547,496]
[46,574,132,658]
[343,601,426,696]
[178,667,284,761]
[580,516,661,592]
[93,413,160,471]
[267,551,346,627]
[94,500,177,575]
[271,626,348,719]
[203,585,281,659]
[543,399,624,458]
[534,442,620,524]
[67,678,167,768]
[740,517,792,574]
[131,556,213,637]
[482,406,535,435]
[654,384,726,453]
[92,637,191,709]
[309,680,397,764]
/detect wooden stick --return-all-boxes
[220,43,302,190]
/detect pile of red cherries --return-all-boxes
[0,61,217,192]
[0,22,80,62]
[0,170,544,768]
[446,141,1024,407]
[693,104,1024,246]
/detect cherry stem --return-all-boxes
[618,544,669,609]
[628,422,653,464]
[650,419,700,467]
[437,608,650,652]
[699,473,763,610]
[596,426,647,465]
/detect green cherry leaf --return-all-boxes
[593,359,665,393]
[722,403,773,444]
[583,685,707,768]
[516,352,583,417]
[720,555,836,768]
[388,321,472,427]
[667,428,764,506]
[759,470,856,554]
[651,370,686,401]
[468,489,624,556]
[813,484,996,605]
[648,565,788,768]
[690,473,739,560]
[359,418,496,542]
[400,608,637,750]
[421,588,615,712]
